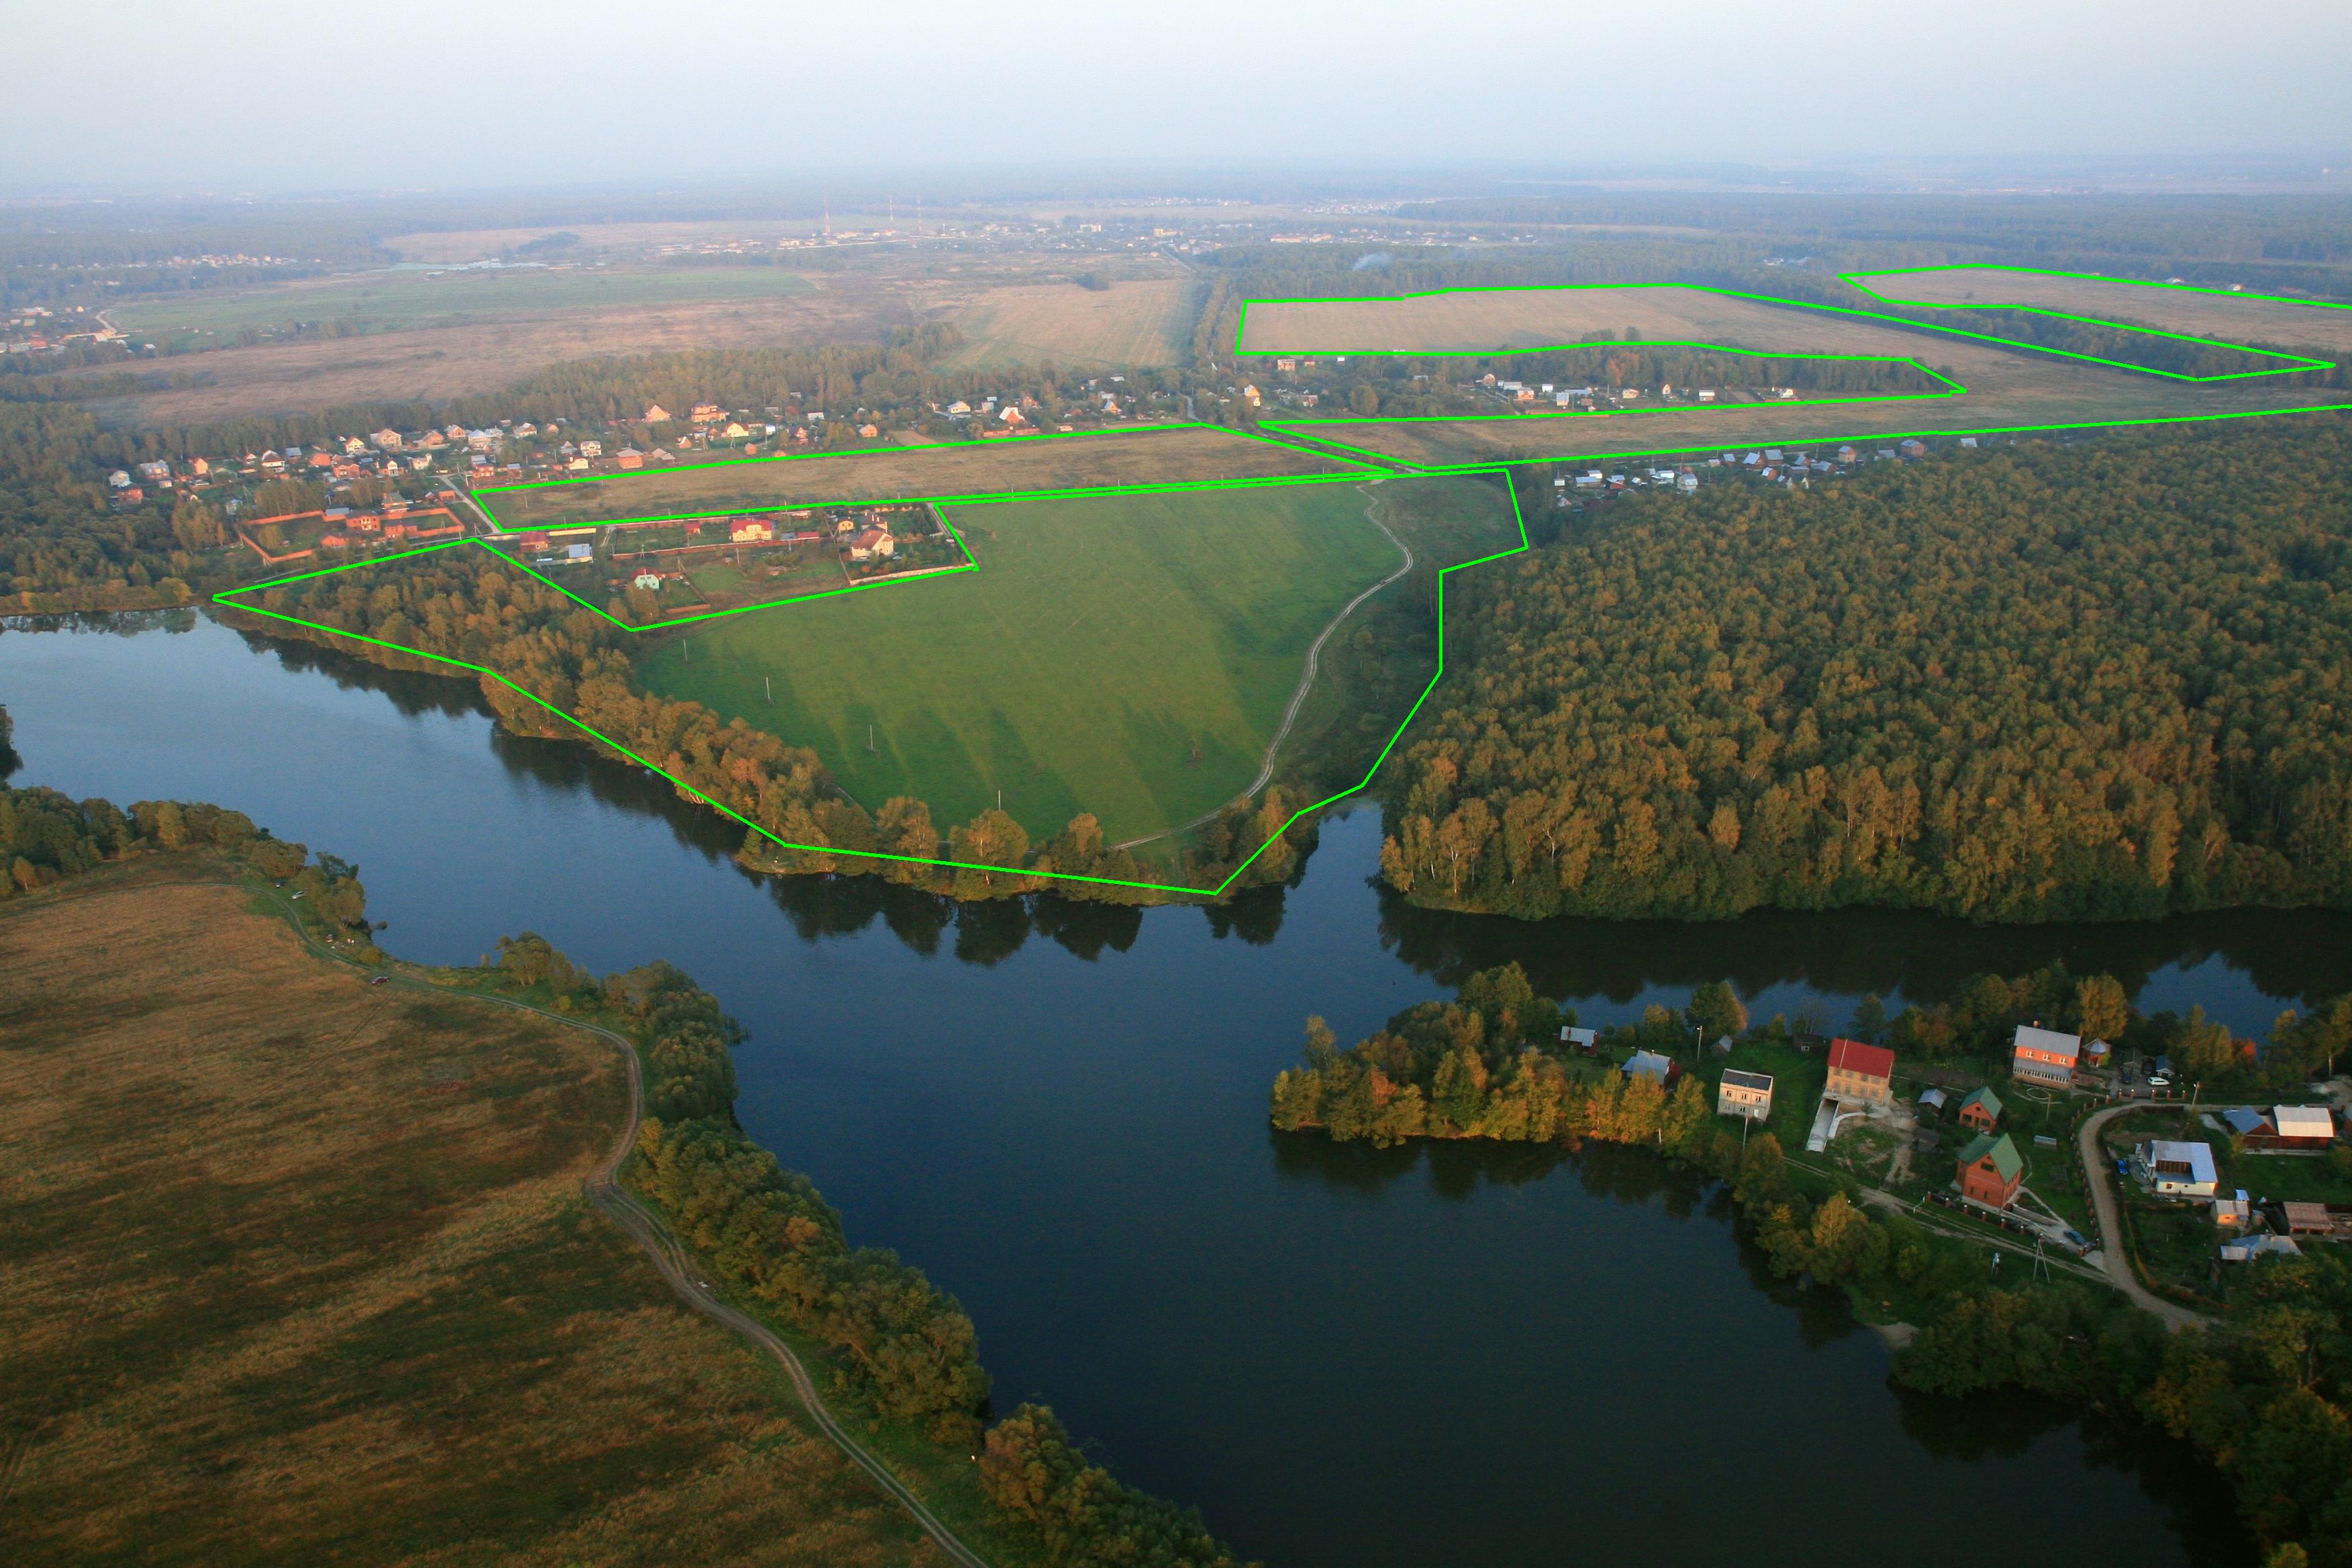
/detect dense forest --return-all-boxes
[233,547,1313,903]
[1379,417,2352,922]
[5,790,1250,1567]
[1270,961,2352,1566]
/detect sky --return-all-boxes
[6,0,2349,193]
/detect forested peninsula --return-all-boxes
[1269,963,2352,1567]
[1382,417,2352,922]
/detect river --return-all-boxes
[13,612,2331,1567]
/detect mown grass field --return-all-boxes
[480,422,1350,530]
[0,866,931,1568]
[636,481,1401,841]
[944,279,1201,368]
[115,265,818,338]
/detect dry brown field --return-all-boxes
[1236,284,1969,356]
[943,278,1199,367]
[72,287,912,428]
[0,866,932,1567]
[1291,363,2352,469]
[480,422,1346,529]
[1843,266,2352,357]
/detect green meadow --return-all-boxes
[635,482,1402,842]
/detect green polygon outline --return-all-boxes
[214,467,1525,897]
[1230,272,2339,383]
[209,270,2352,899]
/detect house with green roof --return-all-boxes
[1957,1085,2002,1132]
[1958,1131,2024,1209]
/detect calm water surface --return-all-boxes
[13,614,2337,1567]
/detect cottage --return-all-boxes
[2220,1234,2303,1263]
[1559,1026,1598,1055]
[371,428,403,451]
[1957,1085,2003,1132]
[2274,1201,2337,1235]
[632,571,664,591]
[2272,1106,2336,1150]
[1958,1131,2025,1208]
[1916,1087,1949,1118]
[2132,1139,2218,1199]
[847,526,895,561]
[730,519,774,544]
[1824,1038,1895,1109]
[2213,1190,2253,1228]
[1718,1069,1773,1123]
[2222,1107,2275,1140]
[565,542,593,564]
[1622,1050,1680,1091]
[690,403,726,424]
[642,403,672,424]
[2010,1024,2081,1088]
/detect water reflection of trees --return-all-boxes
[1376,879,2352,1010]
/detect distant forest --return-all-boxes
[1378,415,2352,923]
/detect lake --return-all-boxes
[10,612,2322,1567]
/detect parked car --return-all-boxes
[2147,1072,2173,1089]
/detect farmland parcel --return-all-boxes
[636,482,1406,842]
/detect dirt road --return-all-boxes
[249,881,995,1568]
[2075,1103,2210,1332]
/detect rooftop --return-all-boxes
[1959,1130,2024,1182]
[1826,1038,1895,1080]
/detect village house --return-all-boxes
[1916,1087,1949,1119]
[1718,1069,1773,1123]
[371,428,403,451]
[2010,1024,2081,1088]
[1958,1131,2025,1208]
[642,403,672,423]
[2133,1139,2219,1199]
[1622,1050,1681,1091]
[632,571,664,591]
[2214,1190,2253,1228]
[1957,1085,2002,1132]
[1558,1025,1598,1055]
[2270,1105,2337,1150]
[730,519,774,544]
[1824,1038,1895,1109]
[848,526,895,562]
[691,403,726,424]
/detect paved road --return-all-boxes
[238,879,995,1567]
[2075,1102,2210,1332]
[1115,482,1412,852]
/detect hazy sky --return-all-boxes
[6,0,2348,192]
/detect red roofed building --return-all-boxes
[1825,1038,1896,1109]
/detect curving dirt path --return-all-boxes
[238,879,996,1567]
[1115,482,1410,852]
[2075,1103,2211,1332]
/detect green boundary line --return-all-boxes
[215,470,1530,897]
[207,266,2351,898]
[1230,268,2340,383]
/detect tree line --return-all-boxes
[1379,418,2352,923]
[236,548,1314,905]
[1271,961,2352,1565]
[502,930,1251,1565]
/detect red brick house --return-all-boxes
[1825,1038,1896,1108]
[1958,1132,2024,1209]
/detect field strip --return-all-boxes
[213,270,2351,899]
[1112,483,1414,852]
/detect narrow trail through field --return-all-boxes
[185,876,996,1568]
[1115,481,1410,852]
